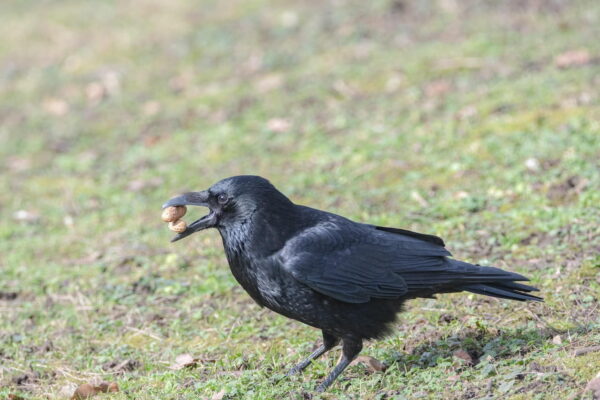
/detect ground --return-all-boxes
[1,0,599,399]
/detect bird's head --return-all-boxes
[162,175,292,242]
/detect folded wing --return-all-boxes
[280,220,450,303]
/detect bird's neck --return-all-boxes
[219,203,306,259]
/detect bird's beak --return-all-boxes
[162,190,217,242]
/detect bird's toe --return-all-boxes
[315,383,327,393]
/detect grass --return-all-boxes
[1,0,599,399]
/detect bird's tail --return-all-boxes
[450,260,543,302]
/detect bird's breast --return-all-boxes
[225,252,311,315]
[223,251,265,306]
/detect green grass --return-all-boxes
[1,0,599,399]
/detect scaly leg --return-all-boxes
[287,331,339,376]
[315,336,362,392]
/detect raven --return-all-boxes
[163,175,541,391]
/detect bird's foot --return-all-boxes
[315,383,327,393]
[286,366,302,377]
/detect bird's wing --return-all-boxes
[280,220,451,303]
[374,226,446,247]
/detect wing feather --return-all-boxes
[280,219,450,303]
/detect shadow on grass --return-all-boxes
[390,324,594,371]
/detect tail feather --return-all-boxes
[462,283,543,302]
[494,281,540,293]
[401,259,542,302]
[447,259,542,302]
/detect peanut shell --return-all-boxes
[162,206,187,222]
[168,219,187,233]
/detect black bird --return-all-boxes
[163,175,541,391]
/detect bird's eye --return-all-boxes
[217,194,228,204]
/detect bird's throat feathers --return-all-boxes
[219,200,305,259]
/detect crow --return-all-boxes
[163,175,542,391]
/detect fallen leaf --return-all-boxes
[560,91,594,109]
[71,383,97,400]
[552,335,562,345]
[352,355,387,372]
[6,156,32,172]
[424,79,451,97]
[8,395,25,400]
[555,49,591,68]
[525,157,540,172]
[143,135,163,147]
[266,118,291,133]
[332,79,356,97]
[142,101,161,116]
[13,210,40,223]
[410,190,429,207]
[211,389,226,400]
[170,353,198,370]
[586,372,600,399]
[62,216,75,229]
[453,349,474,365]
[86,82,106,105]
[454,191,469,200]
[60,383,78,398]
[385,74,404,92]
[71,382,119,400]
[457,105,477,120]
[100,71,121,95]
[104,382,119,393]
[43,98,70,116]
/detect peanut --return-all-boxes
[71,383,97,400]
[162,206,187,222]
[168,219,187,233]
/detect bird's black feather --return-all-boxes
[281,214,451,303]
[167,175,542,391]
[375,225,446,247]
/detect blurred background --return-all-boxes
[1,0,599,399]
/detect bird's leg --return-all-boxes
[315,337,362,392]
[287,331,339,376]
